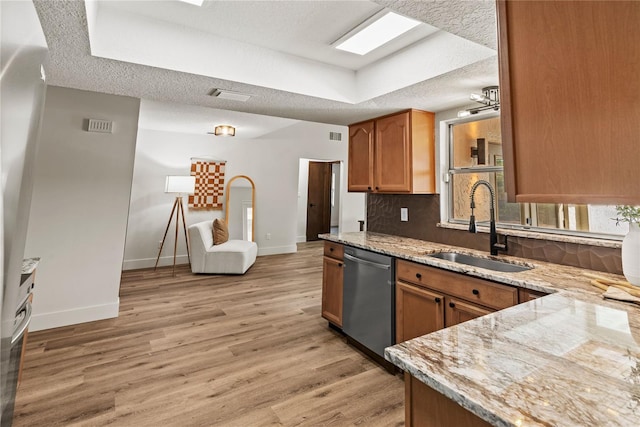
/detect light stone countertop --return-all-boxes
[319,231,640,427]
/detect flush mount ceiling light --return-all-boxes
[209,88,251,102]
[210,125,236,137]
[458,86,500,118]
[333,11,421,56]
[176,0,205,6]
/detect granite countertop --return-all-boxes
[319,231,640,426]
[22,257,40,275]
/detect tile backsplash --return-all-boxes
[366,194,622,275]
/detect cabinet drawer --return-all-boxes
[396,260,518,310]
[324,241,344,259]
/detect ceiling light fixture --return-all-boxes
[458,86,500,118]
[176,0,205,6]
[333,11,421,56]
[209,89,251,102]
[211,125,236,137]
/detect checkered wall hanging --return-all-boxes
[189,158,226,209]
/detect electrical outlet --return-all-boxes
[266,233,271,240]
[401,207,409,222]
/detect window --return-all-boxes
[446,113,627,238]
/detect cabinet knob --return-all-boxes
[375,186,379,190]
[472,289,479,295]
[449,302,455,308]
[434,297,441,303]
[329,247,334,252]
[415,273,422,279]
[367,186,372,191]
[338,263,343,267]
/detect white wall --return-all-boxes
[25,86,140,331]
[124,119,365,269]
[331,162,341,227]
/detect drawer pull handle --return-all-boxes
[434,297,441,303]
[472,289,479,295]
[449,302,455,308]
[415,273,422,279]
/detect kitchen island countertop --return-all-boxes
[319,231,640,427]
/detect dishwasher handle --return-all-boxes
[344,253,391,270]
[12,299,32,345]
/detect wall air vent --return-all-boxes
[329,132,342,141]
[86,119,113,133]
[209,89,251,102]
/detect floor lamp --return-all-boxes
[154,175,196,276]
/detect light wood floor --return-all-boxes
[14,242,404,426]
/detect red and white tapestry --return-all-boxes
[189,159,226,209]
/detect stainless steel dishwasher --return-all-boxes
[342,246,394,358]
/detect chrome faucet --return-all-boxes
[469,180,508,256]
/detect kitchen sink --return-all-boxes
[428,252,533,273]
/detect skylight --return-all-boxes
[334,12,421,56]
[177,0,204,6]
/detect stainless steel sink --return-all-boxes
[428,252,533,273]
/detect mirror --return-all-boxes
[225,175,256,242]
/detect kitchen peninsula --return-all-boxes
[321,231,640,427]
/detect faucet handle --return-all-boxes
[469,215,477,233]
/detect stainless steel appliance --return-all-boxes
[342,247,394,357]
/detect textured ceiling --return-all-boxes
[33,0,499,126]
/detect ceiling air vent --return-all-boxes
[86,119,113,133]
[209,89,251,102]
[329,132,342,141]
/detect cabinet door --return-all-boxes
[348,121,374,192]
[518,288,547,303]
[497,1,640,204]
[375,112,411,193]
[396,281,445,343]
[445,298,493,328]
[322,256,344,327]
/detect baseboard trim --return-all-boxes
[30,299,120,332]
[123,255,190,271]
[257,245,297,256]
[296,235,307,243]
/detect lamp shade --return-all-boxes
[165,176,195,194]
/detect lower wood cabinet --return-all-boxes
[405,372,491,427]
[518,287,547,303]
[396,281,444,342]
[396,259,517,344]
[322,242,344,327]
[445,297,493,328]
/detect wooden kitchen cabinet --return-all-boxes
[518,287,548,303]
[347,121,374,192]
[405,372,491,427]
[347,109,435,194]
[396,281,445,343]
[395,259,517,343]
[322,241,344,327]
[497,0,640,204]
[445,297,493,328]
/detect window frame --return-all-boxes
[440,111,624,241]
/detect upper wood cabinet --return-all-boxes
[348,109,435,194]
[348,121,374,192]
[497,0,640,204]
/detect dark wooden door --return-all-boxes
[306,161,331,241]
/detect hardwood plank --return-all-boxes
[14,242,405,426]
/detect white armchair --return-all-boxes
[188,220,257,274]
